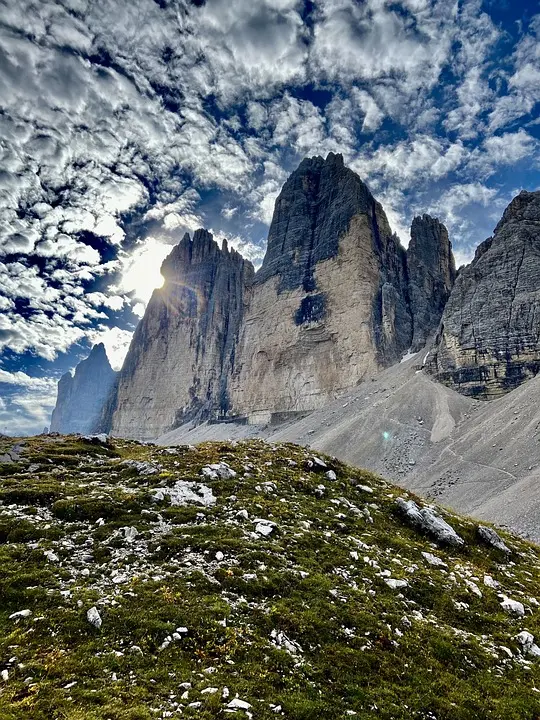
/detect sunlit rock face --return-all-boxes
[50,343,116,433]
[110,230,254,441]
[427,190,540,398]
[407,215,456,353]
[229,153,413,421]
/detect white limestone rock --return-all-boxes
[87,606,102,629]
[395,498,464,547]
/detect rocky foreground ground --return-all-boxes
[1,434,540,719]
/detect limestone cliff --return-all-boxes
[407,215,456,352]
[229,153,412,421]
[50,343,116,434]
[110,230,254,440]
[427,190,540,398]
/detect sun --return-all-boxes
[119,237,172,307]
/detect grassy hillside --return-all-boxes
[0,434,540,719]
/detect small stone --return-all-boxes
[325,470,337,481]
[201,462,236,480]
[87,606,102,629]
[499,595,525,617]
[385,578,408,590]
[254,519,275,536]
[477,525,511,554]
[9,610,31,620]
[516,630,540,657]
[357,484,374,494]
[121,526,139,542]
[395,498,464,546]
[227,698,252,710]
[215,551,224,562]
[1,670,8,682]
[421,552,447,568]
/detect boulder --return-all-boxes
[395,497,464,546]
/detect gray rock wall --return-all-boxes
[110,230,254,440]
[427,190,540,398]
[229,154,413,420]
[407,215,456,352]
[50,343,116,434]
[103,155,461,439]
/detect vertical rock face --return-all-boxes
[110,230,254,440]
[229,153,412,422]
[50,344,116,434]
[407,215,456,352]
[104,155,463,439]
[427,190,540,398]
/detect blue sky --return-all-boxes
[0,0,539,435]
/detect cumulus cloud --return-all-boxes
[0,0,538,433]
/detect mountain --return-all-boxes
[2,433,540,719]
[427,190,540,398]
[105,154,454,439]
[110,230,254,440]
[229,153,413,422]
[407,215,456,353]
[50,343,116,434]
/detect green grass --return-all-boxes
[0,434,539,719]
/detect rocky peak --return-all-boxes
[110,229,254,440]
[494,190,540,232]
[407,214,456,352]
[50,344,116,434]
[230,153,413,422]
[427,190,540,397]
[256,152,376,292]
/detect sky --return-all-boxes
[0,0,539,435]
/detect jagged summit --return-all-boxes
[50,344,116,434]
[70,154,455,439]
[55,155,457,439]
[494,189,540,233]
[257,152,379,291]
[230,153,416,422]
[160,229,247,281]
[110,229,254,440]
[407,214,456,352]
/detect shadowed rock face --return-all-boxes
[427,190,540,398]
[110,230,254,441]
[407,215,456,352]
[256,152,376,292]
[50,343,116,433]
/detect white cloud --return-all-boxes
[429,182,499,225]
[351,135,466,187]
[0,369,57,391]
